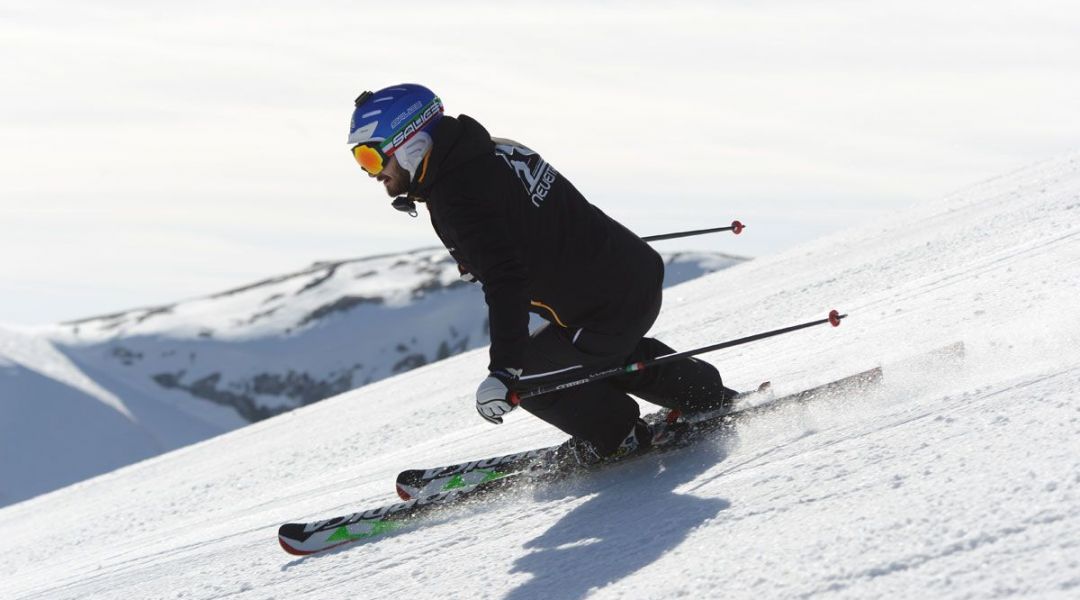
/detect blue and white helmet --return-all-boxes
[348,84,443,177]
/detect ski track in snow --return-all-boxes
[2,154,1080,598]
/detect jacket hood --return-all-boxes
[410,114,494,198]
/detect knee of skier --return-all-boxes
[687,357,726,395]
[615,338,675,387]
[634,337,676,360]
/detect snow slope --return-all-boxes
[0,327,236,507]
[2,154,1079,598]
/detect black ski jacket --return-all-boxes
[408,115,664,371]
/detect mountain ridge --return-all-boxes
[0,249,743,507]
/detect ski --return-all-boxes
[392,381,772,502]
[277,365,886,555]
[277,476,521,556]
[395,367,880,501]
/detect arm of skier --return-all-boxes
[441,192,531,423]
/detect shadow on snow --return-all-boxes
[504,433,736,600]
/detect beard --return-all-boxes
[378,156,411,196]
[383,176,408,197]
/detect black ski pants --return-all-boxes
[517,285,732,456]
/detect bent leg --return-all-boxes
[611,337,738,413]
[517,324,642,456]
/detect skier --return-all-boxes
[347,84,737,466]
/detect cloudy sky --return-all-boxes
[2,0,1078,325]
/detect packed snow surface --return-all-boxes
[2,154,1080,598]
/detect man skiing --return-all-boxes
[347,83,736,466]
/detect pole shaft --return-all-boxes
[514,312,846,403]
[642,226,736,242]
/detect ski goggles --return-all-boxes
[352,142,389,175]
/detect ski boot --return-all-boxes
[555,418,654,469]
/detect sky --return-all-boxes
[1,0,1079,325]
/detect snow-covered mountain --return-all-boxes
[2,152,1079,598]
[45,249,741,423]
[0,326,230,508]
[0,250,741,508]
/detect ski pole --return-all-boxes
[641,220,745,242]
[511,310,845,404]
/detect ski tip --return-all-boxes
[278,535,312,556]
[395,470,423,500]
[279,534,352,556]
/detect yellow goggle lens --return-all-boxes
[353,144,385,175]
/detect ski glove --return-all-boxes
[475,368,523,425]
[457,263,477,283]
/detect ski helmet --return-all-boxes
[348,84,443,177]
